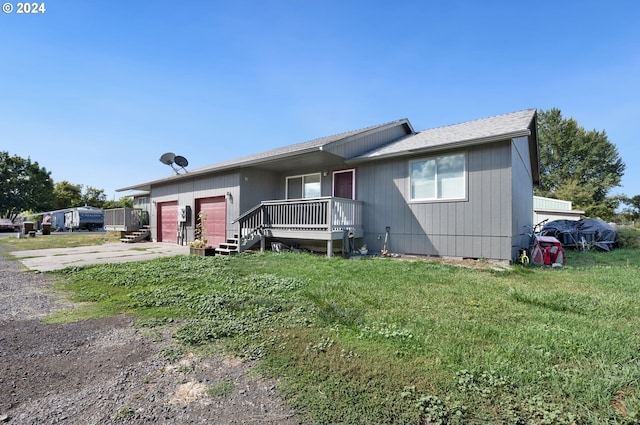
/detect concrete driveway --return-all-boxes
[11,242,190,272]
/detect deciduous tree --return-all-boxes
[103,196,133,209]
[0,151,55,221]
[619,195,640,221]
[81,186,107,208]
[53,181,82,210]
[536,109,625,220]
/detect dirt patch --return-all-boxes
[393,253,510,270]
[0,247,298,424]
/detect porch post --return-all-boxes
[327,197,333,233]
[327,197,334,258]
[260,207,266,252]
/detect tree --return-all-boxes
[536,109,625,220]
[53,181,83,210]
[103,196,133,210]
[0,152,55,221]
[81,186,107,208]
[619,195,640,221]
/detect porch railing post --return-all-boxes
[327,198,333,233]
[260,205,265,252]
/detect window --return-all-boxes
[410,153,466,201]
[286,173,321,199]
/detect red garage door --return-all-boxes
[157,201,178,243]
[195,196,226,248]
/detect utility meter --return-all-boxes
[178,205,191,223]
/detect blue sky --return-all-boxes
[1,0,639,202]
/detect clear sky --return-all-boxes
[1,0,639,202]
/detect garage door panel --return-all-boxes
[196,197,226,248]
[158,201,178,243]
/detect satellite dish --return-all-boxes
[159,152,176,165]
[159,152,188,175]
[174,155,189,168]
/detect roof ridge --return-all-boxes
[185,118,410,174]
[290,117,410,147]
[417,108,536,133]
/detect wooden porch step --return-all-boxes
[215,247,237,256]
[215,237,239,255]
[120,227,151,243]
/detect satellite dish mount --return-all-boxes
[159,152,189,175]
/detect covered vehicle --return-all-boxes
[0,218,18,232]
[541,218,618,251]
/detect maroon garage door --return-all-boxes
[157,201,178,243]
[195,196,226,248]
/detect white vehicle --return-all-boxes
[64,206,104,231]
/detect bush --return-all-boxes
[617,225,640,249]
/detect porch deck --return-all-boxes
[234,197,363,256]
[103,208,149,232]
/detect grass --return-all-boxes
[2,231,121,251]
[207,380,235,397]
[37,248,640,424]
[112,406,135,420]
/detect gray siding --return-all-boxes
[357,141,513,261]
[271,158,348,199]
[239,169,279,213]
[149,172,240,243]
[510,135,534,260]
[326,124,411,159]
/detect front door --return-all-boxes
[333,169,355,199]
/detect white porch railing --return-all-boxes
[233,197,363,251]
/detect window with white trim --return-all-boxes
[286,173,321,199]
[410,153,466,201]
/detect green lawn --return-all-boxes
[46,249,640,424]
[2,231,121,251]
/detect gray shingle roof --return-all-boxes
[349,109,537,161]
[189,118,411,171]
[116,119,410,192]
[117,110,538,192]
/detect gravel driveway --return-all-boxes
[0,246,298,424]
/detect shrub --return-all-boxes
[617,225,640,249]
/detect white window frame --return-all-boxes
[409,152,467,202]
[286,173,322,199]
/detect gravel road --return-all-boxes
[0,246,299,424]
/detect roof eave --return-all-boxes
[529,110,541,185]
[535,207,586,215]
[346,130,531,164]
[116,146,322,192]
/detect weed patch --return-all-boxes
[51,250,640,424]
[207,380,235,398]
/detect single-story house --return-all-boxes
[116,109,539,263]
